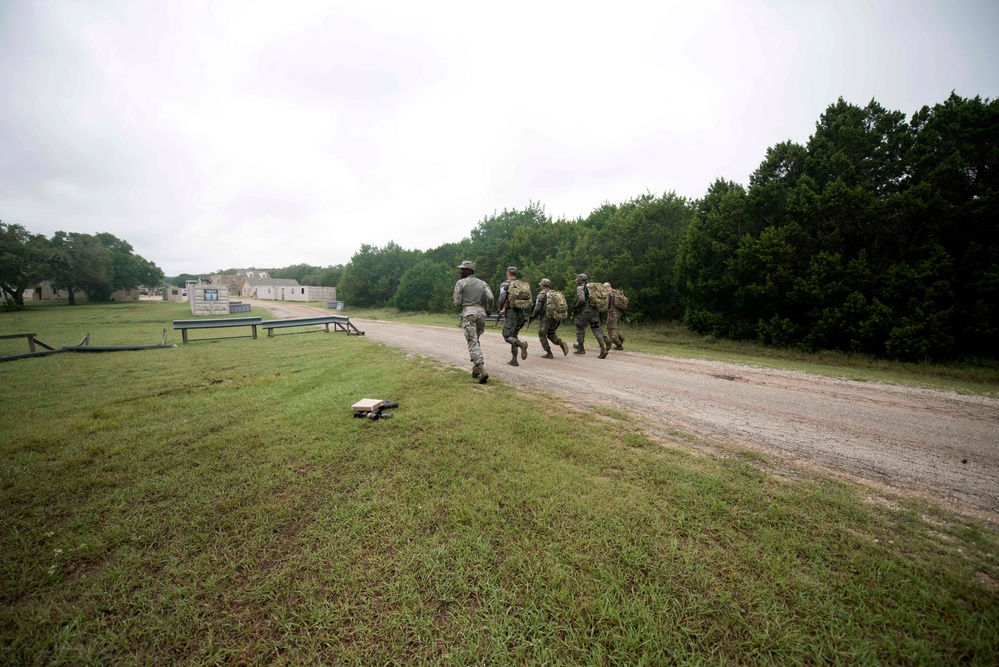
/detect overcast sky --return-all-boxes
[2,0,997,276]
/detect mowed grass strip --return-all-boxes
[1,302,997,665]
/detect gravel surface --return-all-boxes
[260,302,999,522]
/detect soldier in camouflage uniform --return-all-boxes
[530,278,569,358]
[573,273,610,359]
[603,281,625,350]
[497,266,529,366]
[452,260,494,383]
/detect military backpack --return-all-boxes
[586,282,609,313]
[612,289,629,311]
[507,279,533,309]
[544,290,569,320]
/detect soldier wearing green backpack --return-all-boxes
[530,278,570,358]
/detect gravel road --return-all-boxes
[260,302,999,521]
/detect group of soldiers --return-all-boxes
[452,260,627,384]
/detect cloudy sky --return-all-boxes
[2,0,997,276]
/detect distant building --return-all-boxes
[26,281,139,302]
[163,286,187,302]
[235,270,336,303]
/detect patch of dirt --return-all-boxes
[256,302,999,524]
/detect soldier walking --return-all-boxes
[530,278,569,358]
[498,266,530,366]
[573,273,610,359]
[452,260,494,383]
[603,281,627,350]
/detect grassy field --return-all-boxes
[2,301,998,665]
[347,307,999,396]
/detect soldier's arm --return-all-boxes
[484,285,495,313]
[452,279,463,307]
[531,293,545,319]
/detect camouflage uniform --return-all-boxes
[531,282,569,357]
[573,277,609,358]
[606,288,625,349]
[498,268,529,365]
[453,264,494,380]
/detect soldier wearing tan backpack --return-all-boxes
[572,273,610,359]
[603,282,627,350]
[529,278,569,358]
[498,266,531,366]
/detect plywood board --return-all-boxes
[351,398,384,412]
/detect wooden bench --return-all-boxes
[0,332,56,354]
[0,333,61,362]
[172,316,262,343]
[261,315,365,337]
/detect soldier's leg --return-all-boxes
[550,321,569,355]
[537,321,552,352]
[512,309,528,359]
[537,321,554,358]
[590,314,609,359]
[463,315,484,368]
[470,314,489,382]
[606,311,621,346]
[573,311,588,353]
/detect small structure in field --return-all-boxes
[187,281,231,316]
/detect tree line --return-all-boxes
[337,93,997,362]
[0,225,164,309]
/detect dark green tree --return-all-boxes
[338,242,419,308]
[674,180,750,337]
[87,233,164,300]
[48,232,112,306]
[0,221,51,310]
[392,259,453,312]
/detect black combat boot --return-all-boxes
[541,347,554,359]
[519,340,529,359]
[508,345,519,366]
[573,342,586,355]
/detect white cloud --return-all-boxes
[1,0,997,275]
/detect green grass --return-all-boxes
[2,302,998,665]
[346,308,999,396]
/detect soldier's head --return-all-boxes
[576,273,587,285]
[603,282,612,290]
[458,260,475,278]
[506,266,518,279]
[539,278,551,291]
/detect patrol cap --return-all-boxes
[539,278,551,287]
[576,273,588,281]
[458,260,475,271]
[506,266,518,275]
